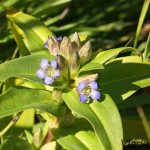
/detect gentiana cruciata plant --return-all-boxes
[36,32,100,102]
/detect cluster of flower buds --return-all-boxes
[36,32,100,102]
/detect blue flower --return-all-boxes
[77,81,100,102]
[36,58,60,85]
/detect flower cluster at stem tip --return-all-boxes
[36,33,101,102]
[36,59,60,85]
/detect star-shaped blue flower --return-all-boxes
[36,59,60,85]
[77,81,100,102]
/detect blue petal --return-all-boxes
[40,59,49,69]
[77,82,86,92]
[90,90,100,100]
[36,69,45,79]
[51,60,57,69]
[44,77,54,85]
[80,94,88,102]
[57,36,63,41]
[44,40,48,48]
[88,81,98,90]
[53,70,60,78]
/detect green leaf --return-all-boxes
[0,87,65,118]
[133,0,150,48]
[100,57,150,103]
[79,62,104,74]
[7,9,54,55]
[0,135,34,150]
[143,33,150,60]
[0,54,54,83]
[62,91,123,150]
[58,131,102,150]
[91,47,140,64]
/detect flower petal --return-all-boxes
[40,59,49,69]
[57,36,63,41]
[88,81,98,90]
[53,70,60,78]
[90,90,100,100]
[80,94,88,102]
[51,60,57,69]
[43,40,48,49]
[77,82,86,92]
[36,69,45,79]
[44,77,54,85]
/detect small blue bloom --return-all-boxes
[36,58,60,85]
[77,81,100,102]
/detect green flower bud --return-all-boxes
[57,55,69,80]
[69,52,80,78]
[73,32,81,49]
[79,41,92,66]
[47,36,60,56]
[60,36,72,59]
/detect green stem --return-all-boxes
[134,0,150,48]
[136,106,150,141]
[0,112,22,137]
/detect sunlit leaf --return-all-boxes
[7,9,54,55]
[62,91,123,150]
[0,87,65,118]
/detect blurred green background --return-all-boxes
[1,0,150,141]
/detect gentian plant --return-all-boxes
[0,4,150,150]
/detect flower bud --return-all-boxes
[78,41,92,66]
[73,32,81,49]
[69,52,80,78]
[57,55,69,80]
[60,36,71,59]
[46,36,60,56]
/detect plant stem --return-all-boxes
[0,112,22,137]
[136,106,150,141]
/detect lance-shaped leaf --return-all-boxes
[91,47,141,64]
[0,87,65,118]
[7,8,54,55]
[62,91,123,150]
